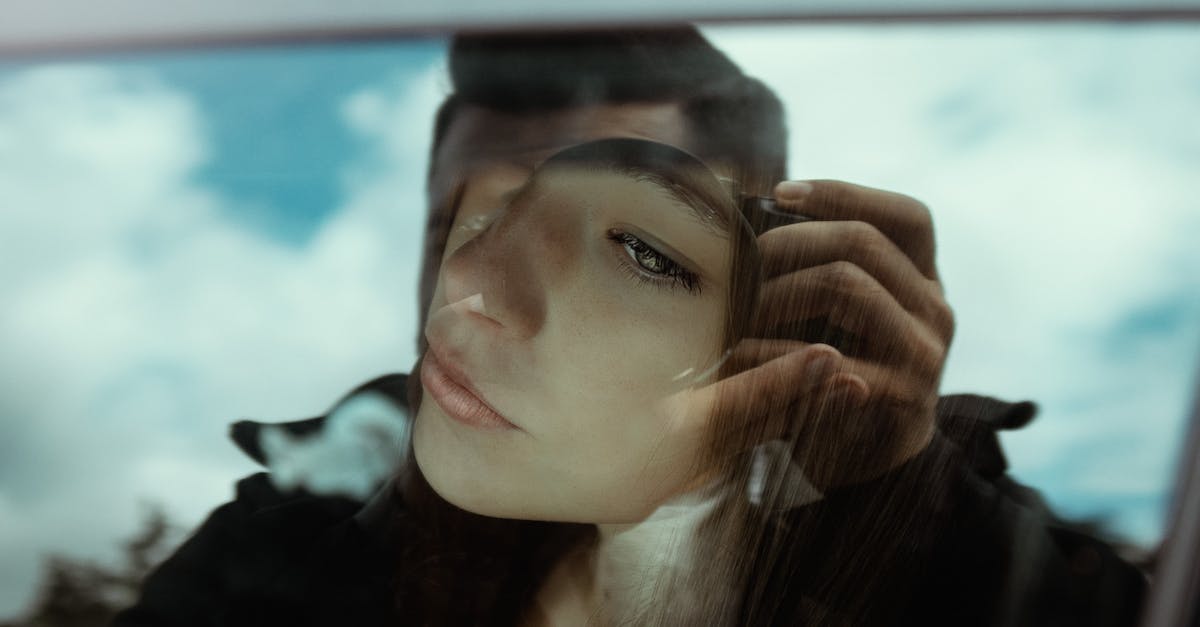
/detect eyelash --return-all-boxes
[607,229,702,295]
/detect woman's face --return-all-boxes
[412,160,734,524]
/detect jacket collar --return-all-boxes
[229,373,411,467]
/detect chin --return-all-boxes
[411,407,681,525]
[412,410,518,518]
[421,470,507,518]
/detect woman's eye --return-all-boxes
[608,230,701,294]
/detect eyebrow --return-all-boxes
[510,168,729,279]
[620,168,728,236]
[518,160,732,236]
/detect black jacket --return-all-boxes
[111,375,1146,626]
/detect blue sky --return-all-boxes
[91,39,446,243]
[0,39,447,615]
[1,24,1198,618]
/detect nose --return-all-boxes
[440,201,555,340]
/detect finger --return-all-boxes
[806,357,938,448]
[710,352,895,449]
[722,338,821,376]
[821,356,933,416]
[701,347,938,466]
[692,343,842,439]
[790,365,936,489]
[792,357,931,448]
[773,179,937,280]
[758,221,953,342]
[754,262,947,369]
[759,220,925,290]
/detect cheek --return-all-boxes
[414,237,733,522]
[551,277,728,400]
[531,279,728,486]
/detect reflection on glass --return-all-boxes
[2,21,1197,627]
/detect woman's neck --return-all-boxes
[528,482,726,626]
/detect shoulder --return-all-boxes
[113,374,412,627]
[214,371,415,565]
[228,373,411,468]
[752,393,1147,627]
[114,474,402,626]
[222,372,413,535]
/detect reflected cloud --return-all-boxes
[2,24,1198,618]
[0,57,443,617]
[261,392,409,500]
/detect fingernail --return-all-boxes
[831,383,868,410]
[775,180,813,201]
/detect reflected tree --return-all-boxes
[2,507,177,627]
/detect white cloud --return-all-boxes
[706,23,1200,542]
[0,59,445,617]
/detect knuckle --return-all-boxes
[909,204,935,237]
[918,284,956,342]
[757,225,788,251]
[823,260,867,288]
[915,331,948,375]
[844,220,885,253]
[905,194,931,215]
[879,370,932,414]
[760,225,809,267]
[887,195,934,240]
[932,299,956,342]
[894,193,931,221]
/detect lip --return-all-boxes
[420,345,518,431]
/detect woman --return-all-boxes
[398,137,791,625]
[112,137,1145,627]
[114,135,817,627]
